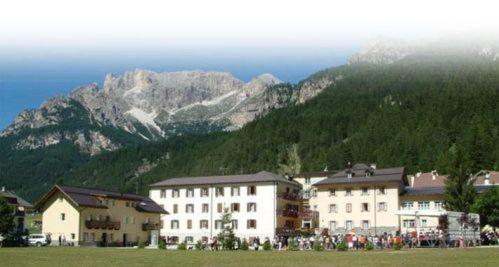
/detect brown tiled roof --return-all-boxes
[474,170,499,185]
[0,190,33,208]
[35,185,167,214]
[295,171,339,178]
[313,164,407,186]
[409,172,448,188]
[150,171,300,187]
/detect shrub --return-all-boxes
[288,239,299,251]
[337,241,348,251]
[365,241,374,251]
[195,240,205,250]
[240,239,249,250]
[138,242,146,249]
[263,240,272,251]
[313,241,324,251]
[177,242,187,250]
[158,239,166,250]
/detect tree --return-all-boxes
[472,186,499,230]
[0,198,14,236]
[217,208,236,250]
[444,146,476,213]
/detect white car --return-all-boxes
[28,234,49,247]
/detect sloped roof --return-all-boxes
[35,185,167,214]
[0,190,33,208]
[313,164,407,186]
[150,171,301,187]
[409,172,448,188]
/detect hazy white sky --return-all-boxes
[1,0,498,48]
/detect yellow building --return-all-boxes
[35,185,167,246]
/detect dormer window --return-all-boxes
[347,173,353,179]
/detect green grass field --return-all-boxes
[0,247,498,267]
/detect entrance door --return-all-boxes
[150,230,159,246]
[123,233,127,247]
[101,233,107,247]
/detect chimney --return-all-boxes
[431,170,438,180]
[416,172,422,178]
[370,163,377,170]
[484,171,490,185]
[410,176,415,187]
[1,186,4,192]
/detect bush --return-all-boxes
[158,239,166,250]
[177,242,187,250]
[195,240,205,250]
[313,241,324,251]
[138,242,146,249]
[365,241,374,251]
[288,239,299,251]
[337,241,348,251]
[240,239,249,250]
[263,240,272,251]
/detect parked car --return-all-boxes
[28,234,49,246]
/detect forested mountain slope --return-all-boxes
[63,55,499,199]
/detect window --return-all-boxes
[346,203,352,213]
[60,213,66,221]
[215,220,223,230]
[216,187,224,197]
[124,216,129,224]
[247,220,257,229]
[231,203,240,212]
[85,215,92,221]
[202,204,209,213]
[305,177,311,184]
[58,196,63,202]
[311,189,317,197]
[378,202,387,211]
[418,201,430,210]
[200,220,208,229]
[329,221,337,230]
[231,220,238,229]
[247,202,257,212]
[200,187,209,197]
[187,220,192,229]
[171,220,179,229]
[131,217,135,224]
[160,189,166,198]
[361,187,369,196]
[329,204,337,213]
[160,220,164,228]
[185,204,194,213]
[125,202,130,207]
[172,189,180,198]
[111,200,115,206]
[231,187,240,196]
[345,188,353,196]
[303,190,310,199]
[361,203,369,212]
[345,220,353,230]
[186,188,194,198]
[329,189,336,196]
[173,204,178,214]
[434,201,443,211]
[185,236,194,243]
[403,219,415,228]
[378,187,386,195]
[104,199,109,206]
[217,203,223,213]
[421,219,427,228]
[402,201,413,210]
[362,220,370,229]
[247,186,257,196]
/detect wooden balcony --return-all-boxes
[277,192,301,201]
[142,223,161,231]
[278,209,299,218]
[85,220,121,230]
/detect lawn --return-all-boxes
[0,247,498,267]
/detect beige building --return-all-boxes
[35,185,167,246]
[312,163,407,235]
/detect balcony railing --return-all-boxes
[298,210,319,220]
[142,223,160,231]
[277,192,301,201]
[278,209,299,218]
[85,220,121,230]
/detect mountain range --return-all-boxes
[1,39,498,201]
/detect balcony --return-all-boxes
[278,208,299,218]
[85,220,121,230]
[277,192,301,201]
[142,223,161,231]
[298,210,319,220]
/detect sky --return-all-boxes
[1,0,498,129]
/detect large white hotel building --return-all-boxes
[149,165,498,244]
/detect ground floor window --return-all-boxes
[345,220,353,230]
[403,219,415,228]
[421,219,427,228]
[185,236,194,243]
[329,221,337,230]
[247,219,257,229]
[361,220,369,229]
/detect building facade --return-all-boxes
[35,185,166,246]
[0,187,32,236]
[149,171,301,244]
